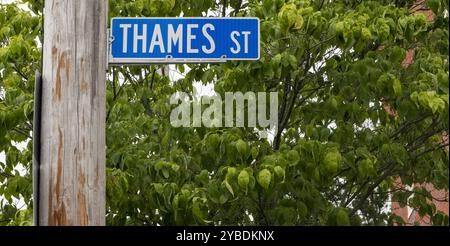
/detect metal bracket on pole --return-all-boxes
[32,70,42,226]
[107,29,113,70]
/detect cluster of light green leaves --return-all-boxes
[0,0,448,226]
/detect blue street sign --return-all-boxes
[109,17,260,64]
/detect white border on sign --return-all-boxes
[108,17,261,65]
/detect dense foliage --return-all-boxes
[0,0,448,225]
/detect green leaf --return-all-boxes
[297,201,308,218]
[336,208,350,226]
[274,166,285,182]
[288,54,298,68]
[251,146,259,159]
[294,15,303,30]
[358,159,374,179]
[361,27,371,40]
[206,133,221,150]
[323,150,341,176]
[162,168,170,179]
[257,169,272,190]
[238,170,250,189]
[286,149,300,166]
[223,180,235,197]
[393,79,402,96]
[192,197,205,223]
[235,139,248,157]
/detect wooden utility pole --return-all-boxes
[38,0,107,225]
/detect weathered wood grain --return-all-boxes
[40,0,107,226]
